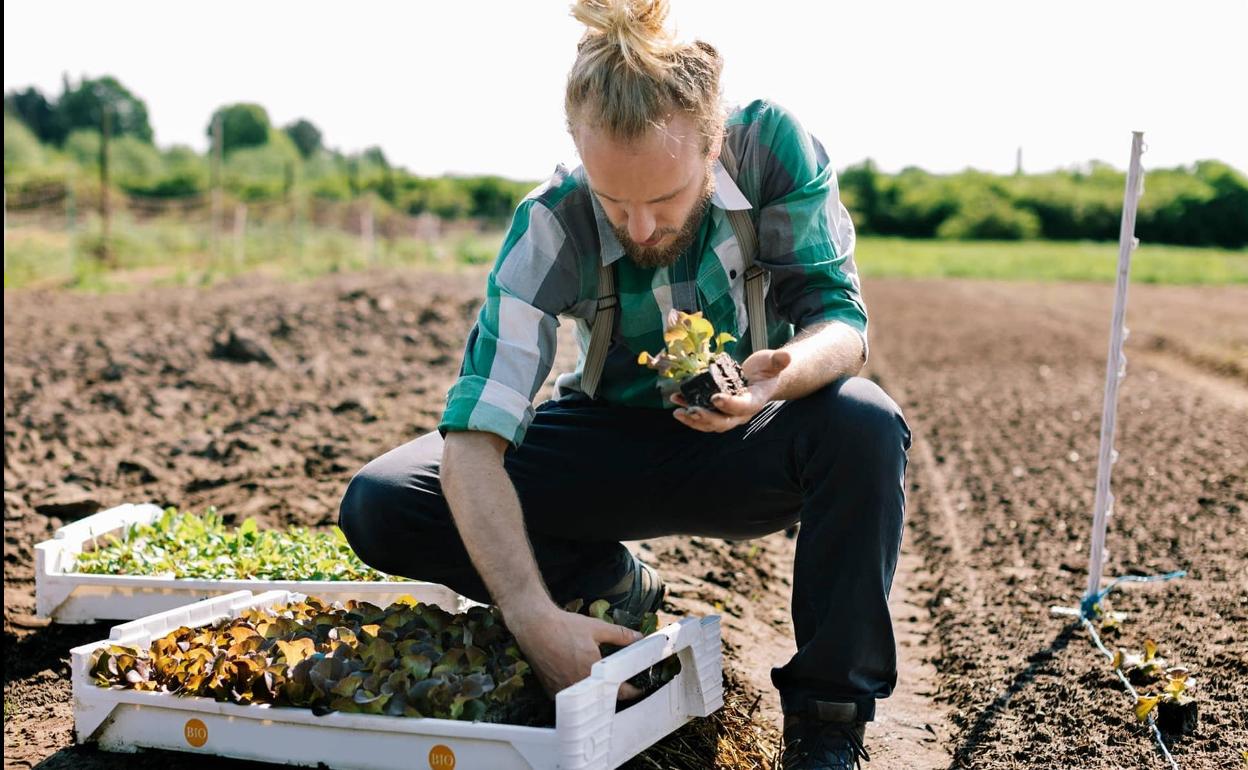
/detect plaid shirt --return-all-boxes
[439,100,867,447]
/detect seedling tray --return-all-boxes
[72,590,724,770]
[37,503,464,623]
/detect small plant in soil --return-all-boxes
[74,507,397,582]
[637,310,746,410]
[91,595,678,726]
[1113,639,1199,735]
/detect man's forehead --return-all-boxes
[575,112,702,156]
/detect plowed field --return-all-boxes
[5,270,1245,768]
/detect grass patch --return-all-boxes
[856,237,1248,284]
[3,214,505,293]
[6,215,1245,292]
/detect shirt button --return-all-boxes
[729,269,738,279]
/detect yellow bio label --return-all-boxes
[428,744,456,769]
[184,718,208,747]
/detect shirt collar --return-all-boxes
[711,159,753,211]
[582,159,752,267]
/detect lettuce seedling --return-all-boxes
[637,310,746,410]
[74,507,398,582]
[1114,639,1199,734]
[91,596,548,725]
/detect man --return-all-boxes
[339,2,910,767]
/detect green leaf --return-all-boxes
[588,599,610,621]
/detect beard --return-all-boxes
[611,166,715,270]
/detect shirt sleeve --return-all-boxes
[754,102,869,359]
[438,198,580,447]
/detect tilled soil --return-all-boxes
[867,280,1247,770]
[4,269,1246,768]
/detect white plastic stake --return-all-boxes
[1085,132,1145,601]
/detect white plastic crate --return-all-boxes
[72,590,724,770]
[36,503,466,623]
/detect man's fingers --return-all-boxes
[618,682,644,701]
[688,407,735,431]
[670,392,688,407]
[710,394,755,416]
[593,620,644,646]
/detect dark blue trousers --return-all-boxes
[338,377,910,720]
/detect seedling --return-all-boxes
[1113,639,1199,734]
[73,507,396,582]
[637,310,746,410]
[90,596,546,724]
[92,594,680,726]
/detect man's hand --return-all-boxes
[505,602,645,700]
[672,349,791,433]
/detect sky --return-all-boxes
[5,0,1246,182]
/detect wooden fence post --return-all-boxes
[233,203,247,267]
[361,200,376,263]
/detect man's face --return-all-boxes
[576,112,717,269]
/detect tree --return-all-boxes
[57,75,154,143]
[462,175,529,222]
[207,103,271,155]
[838,160,881,233]
[4,86,66,145]
[283,118,322,159]
[362,146,389,169]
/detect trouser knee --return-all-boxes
[337,467,390,571]
[804,377,911,462]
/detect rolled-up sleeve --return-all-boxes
[755,102,868,358]
[439,199,579,447]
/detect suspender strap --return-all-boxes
[580,140,765,398]
[717,143,768,355]
[580,260,617,399]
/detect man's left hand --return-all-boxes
[671,349,791,432]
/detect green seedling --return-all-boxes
[74,507,397,582]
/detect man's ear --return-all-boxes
[706,130,723,164]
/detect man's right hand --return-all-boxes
[505,600,645,701]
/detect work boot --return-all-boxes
[781,712,870,770]
[599,551,665,620]
[565,549,665,621]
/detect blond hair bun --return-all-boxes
[566,0,723,147]
[571,0,675,75]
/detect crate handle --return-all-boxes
[55,502,164,543]
[555,616,722,770]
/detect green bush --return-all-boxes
[4,112,44,175]
[56,76,154,144]
[937,193,1042,240]
[209,103,271,155]
[224,133,300,201]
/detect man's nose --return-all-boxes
[627,209,657,244]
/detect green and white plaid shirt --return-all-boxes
[439,100,867,447]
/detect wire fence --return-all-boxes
[3,181,501,288]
